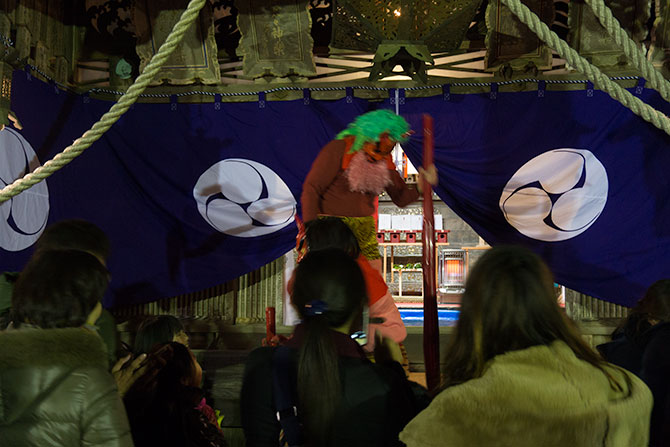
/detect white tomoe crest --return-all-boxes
[193,159,296,237]
[499,148,608,242]
[0,128,49,251]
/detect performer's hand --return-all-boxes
[417,164,438,193]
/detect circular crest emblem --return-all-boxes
[499,148,608,242]
[0,129,49,251]
[193,159,296,237]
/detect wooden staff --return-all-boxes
[422,114,440,391]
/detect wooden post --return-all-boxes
[265,306,276,343]
[422,114,440,391]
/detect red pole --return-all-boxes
[265,306,276,343]
[422,114,440,391]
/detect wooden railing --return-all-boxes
[564,288,629,321]
[113,256,285,325]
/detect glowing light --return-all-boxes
[393,9,401,17]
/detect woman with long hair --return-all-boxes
[123,342,226,447]
[599,279,670,446]
[241,249,420,446]
[400,245,652,446]
[298,217,407,350]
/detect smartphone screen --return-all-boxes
[350,305,369,346]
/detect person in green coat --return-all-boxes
[0,249,134,447]
[0,271,18,328]
[1,219,118,365]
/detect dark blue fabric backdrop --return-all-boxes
[2,72,669,307]
[401,89,670,306]
[1,72,371,307]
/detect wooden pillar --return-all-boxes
[14,0,32,63]
[50,3,70,84]
[0,10,11,44]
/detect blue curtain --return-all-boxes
[1,73,668,307]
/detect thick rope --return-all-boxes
[585,0,670,103]
[0,0,206,203]
[501,0,670,137]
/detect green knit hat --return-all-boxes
[336,109,410,153]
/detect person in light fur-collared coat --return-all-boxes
[0,250,133,447]
[401,246,652,447]
[0,327,133,447]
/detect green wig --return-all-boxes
[336,109,410,153]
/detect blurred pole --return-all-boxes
[421,114,440,391]
[265,306,276,343]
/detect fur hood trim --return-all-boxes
[0,327,107,369]
[401,340,653,447]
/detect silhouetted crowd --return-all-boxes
[0,219,667,446]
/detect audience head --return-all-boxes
[134,315,188,355]
[292,248,366,330]
[12,249,109,328]
[124,342,213,447]
[149,342,202,391]
[291,249,367,444]
[303,217,361,259]
[35,219,110,264]
[633,279,670,323]
[442,245,606,388]
[125,342,203,413]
